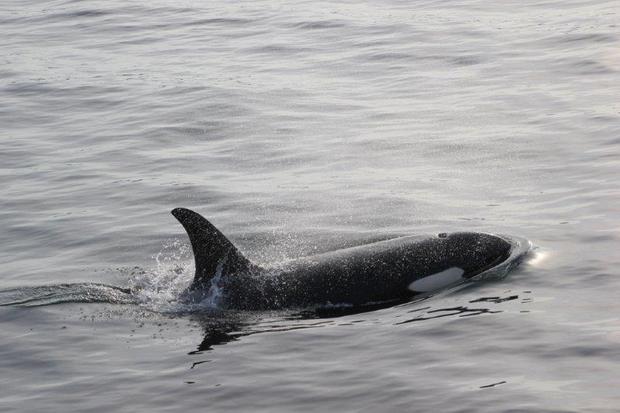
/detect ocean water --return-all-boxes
[1,0,619,411]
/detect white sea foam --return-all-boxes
[127,239,195,313]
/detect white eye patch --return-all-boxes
[408,267,465,293]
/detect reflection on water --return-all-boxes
[190,313,248,354]
[187,287,530,356]
[1,0,619,410]
[470,295,519,304]
[395,305,502,325]
[0,283,136,307]
[190,313,336,354]
[0,279,519,355]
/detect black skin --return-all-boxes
[173,207,512,311]
[223,232,511,310]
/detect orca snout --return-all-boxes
[445,232,512,279]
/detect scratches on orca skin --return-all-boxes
[469,295,519,304]
[394,306,501,325]
[480,380,507,389]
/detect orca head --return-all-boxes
[407,232,513,294]
[440,232,512,279]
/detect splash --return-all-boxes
[0,239,229,314]
[127,240,231,314]
[527,248,549,268]
[127,239,198,313]
[201,255,228,308]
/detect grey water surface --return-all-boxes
[1,0,619,411]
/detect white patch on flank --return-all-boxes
[408,267,465,293]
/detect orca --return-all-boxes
[172,208,516,311]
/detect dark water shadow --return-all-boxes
[394,305,502,325]
[187,310,336,356]
[190,313,249,354]
[185,290,525,362]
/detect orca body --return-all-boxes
[172,208,514,311]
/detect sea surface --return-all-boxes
[1,0,619,411]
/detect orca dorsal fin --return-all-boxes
[171,208,253,290]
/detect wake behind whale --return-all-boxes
[0,208,530,315]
